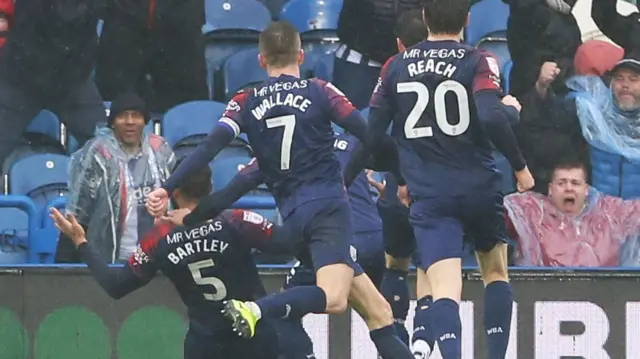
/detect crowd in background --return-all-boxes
[0,0,639,268]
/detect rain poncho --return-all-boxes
[66,128,175,262]
[567,75,640,161]
[504,190,640,267]
[566,75,640,198]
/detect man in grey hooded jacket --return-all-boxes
[55,93,175,263]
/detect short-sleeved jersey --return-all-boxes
[127,209,274,333]
[371,40,503,198]
[219,75,357,217]
[333,132,382,233]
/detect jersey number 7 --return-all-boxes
[398,80,471,139]
[266,114,296,171]
[189,259,228,301]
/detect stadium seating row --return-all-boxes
[200,0,510,100]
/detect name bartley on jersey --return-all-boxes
[166,221,229,264]
[251,80,312,120]
[403,48,464,78]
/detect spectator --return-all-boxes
[95,0,209,113]
[504,159,640,267]
[573,39,624,77]
[592,0,640,55]
[513,40,623,194]
[55,93,175,264]
[0,0,106,169]
[502,0,581,98]
[566,50,640,198]
[333,0,422,109]
[0,0,13,52]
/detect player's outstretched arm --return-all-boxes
[591,0,639,50]
[49,208,154,299]
[78,242,153,299]
[162,124,236,192]
[163,94,249,193]
[183,159,265,226]
[364,134,406,186]
[342,106,393,187]
[224,209,301,254]
[473,53,527,172]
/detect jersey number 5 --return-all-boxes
[189,259,228,301]
[266,115,296,171]
[398,80,470,139]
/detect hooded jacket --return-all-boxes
[55,128,175,263]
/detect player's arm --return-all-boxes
[591,0,640,50]
[183,159,266,226]
[473,54,527,172]
[80,223,171,299]
[223,209,300,254]
[363,134,406,185]
[317,79,369,142]
[162,93,249,193]
[342,60,395,187]
[78,241,155,299]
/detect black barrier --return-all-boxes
[1,267,640,359]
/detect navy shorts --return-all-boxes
[409,192,508,270]
[285,197,362,275]
[352,230,385,288]
[377,202,416,259]
[184,319,278,359]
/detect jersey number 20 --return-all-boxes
[398,80,470,139]
[189,259,228,301]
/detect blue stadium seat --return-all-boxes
[0,196,40,264]
[212,145,254,190]
[27,110,61,141]
[203,0,272,34]
[39,197,67,264]
[223,48,268,100]
[279,0,342,36]
[9,154,70,211]
[302,43,339,77]
[502,59,513,93]
[314,52,335,81]
[162,101,226,148]
[465,0,509,46]
[476,36,511,75]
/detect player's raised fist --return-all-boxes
[501,95,522,112]
[146,188,169,217]
[515,166,535,193]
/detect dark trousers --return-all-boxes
[331,54,381,110]
[95,12,208,113]
[0,77,106,166]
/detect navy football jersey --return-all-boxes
[371,40,504,198]
[333,132,382,233]
[219,75,358,217]
[127,209,275,333]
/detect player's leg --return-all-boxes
[412,267,436,358]
[223,199,355,338]
[275,260,317,359]
[348,271,416,359]
[410,199,464,359]
[467,193,512,359]
[378,204,415,345]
